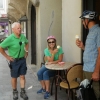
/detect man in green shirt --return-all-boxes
[0,22,29,100]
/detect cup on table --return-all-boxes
[58,62,65,66]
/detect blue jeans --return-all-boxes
[37,65,55,80]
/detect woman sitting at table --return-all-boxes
[37,36,64,99]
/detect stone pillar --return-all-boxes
[62,0,82,63]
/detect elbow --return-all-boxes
[0,47,2,52]
[0,47,4,53]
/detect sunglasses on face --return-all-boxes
[48,41,55,44]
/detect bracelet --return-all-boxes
[24,47,28,52]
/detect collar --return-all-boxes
[12,33,21,39]
[89,24,99,32]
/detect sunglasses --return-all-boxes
[48,41,55,44]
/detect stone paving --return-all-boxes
[0,53,68,100]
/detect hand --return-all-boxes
[24,52,28,58]
[46,62,53,65]
[92,72,100,81]
[6,56,14,62]
[76,39,84,50]
[52,49,58,54]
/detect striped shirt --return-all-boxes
[83,24,100,72]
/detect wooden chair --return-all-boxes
[60,63,83,100]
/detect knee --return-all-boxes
[43,72,49,80]
[37,70,42,77]
[20,75,25,80]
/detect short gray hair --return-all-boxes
[11,22,20,28]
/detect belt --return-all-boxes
[14,57,24,60]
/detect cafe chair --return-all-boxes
[59,63,83,100]
[41,55,46,67]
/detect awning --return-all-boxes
[7,6,22,21]
[8,0,28,16]
[7,13,16,22]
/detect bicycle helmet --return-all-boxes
[47,36,56,41]
[79,10,98,20]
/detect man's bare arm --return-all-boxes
[0,47,13,61]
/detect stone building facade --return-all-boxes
[7,0,100,70]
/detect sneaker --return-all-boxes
[37,88,46,94]
[20,90,28,100]
[44,91,50,99]
[13,90,18,100]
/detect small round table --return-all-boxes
[45,62,76,100]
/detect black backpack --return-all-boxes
[76,79,99,100]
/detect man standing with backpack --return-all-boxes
[76,10,100,100]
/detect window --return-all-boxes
[0,0,5,9]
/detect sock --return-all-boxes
[13,89,17,91]
[21,88,25,92]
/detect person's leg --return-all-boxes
[11,78,17,89]
[43,70,55,92]
[40,81,45,89]
[20,75,25,88]
[19,58,28,100]
[11,78,18,100]
[45,80,50,92]
[43,70,55,99]
[37,65,49,90]
[10,61,19,100]
[83,71,100,99]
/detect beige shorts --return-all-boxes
[83,71,100,99]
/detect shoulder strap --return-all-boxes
[17,42,22,58]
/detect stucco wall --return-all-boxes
[39,0,62,56]
[62,0,82,63]
[27,0,62,69]
[37,0,62,67]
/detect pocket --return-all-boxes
[9,63,12,69]
[26,67,27,70]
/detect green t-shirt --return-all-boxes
[0,33,28,58]
[44,47,64,61]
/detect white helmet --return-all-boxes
[79,10,98,20]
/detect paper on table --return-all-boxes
[58,62,65,66]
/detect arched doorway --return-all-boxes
[31,5,36,64]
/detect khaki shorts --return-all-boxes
[83,71,100,99]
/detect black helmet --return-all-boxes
[79,10,98,20]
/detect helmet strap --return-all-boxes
[87,19,90,29]
[84,19,89,29]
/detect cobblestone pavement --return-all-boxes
[0,53,68,100]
